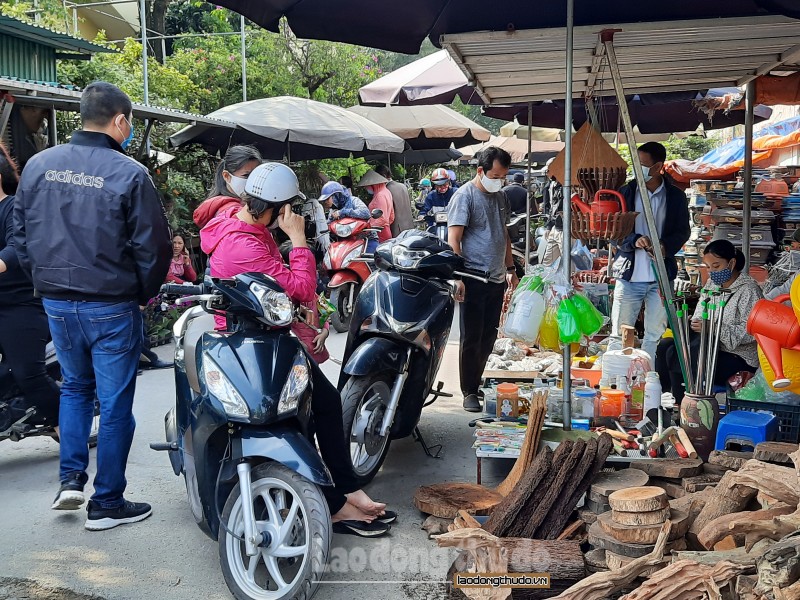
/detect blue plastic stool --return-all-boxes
[715,410,778,451]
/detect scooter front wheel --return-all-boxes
[340,373,393,487]
[328,284,358,333]
[218,462,331,600]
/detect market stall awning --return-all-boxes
[458,135,564,165]
[441,16,800,105]
[0,77,234,126]
[211,0,800,55]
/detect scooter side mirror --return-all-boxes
[371,209,383,219]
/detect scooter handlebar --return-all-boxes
[453,270,491,283]
[160,283,205,296]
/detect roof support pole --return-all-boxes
[240,14,248,102]
[603,32,690,390]
[525,101,533,275]
[561,0,574,430]
[743,79,755,274]
[47,107,57,147]
[0,100,13,139]
[139,0,149,106]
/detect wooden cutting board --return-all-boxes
[629,458,703,479]
[413,483,502,518]
[598,509,689,544]
[611,507,670,526]
[608,486,669,512]
[590,468,650,497]
[588,521,687,558]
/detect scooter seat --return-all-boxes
[184,313,215,393]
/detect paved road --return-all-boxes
[0,311,513,599]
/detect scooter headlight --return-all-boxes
[250,282,294,327]
[202,355,249,419]
[278,353,310,416]
[391,246,430,269]
[342,245,364,269]
[335,222,355,237]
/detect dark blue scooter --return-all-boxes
[152,274,332,600]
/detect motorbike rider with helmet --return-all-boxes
[319,181,378,253]
[415,178,431,205]
[422,167,456,226]
[200,163,395,536]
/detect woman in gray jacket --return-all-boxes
[656,240,762,404]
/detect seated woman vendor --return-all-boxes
[656,240,762,404]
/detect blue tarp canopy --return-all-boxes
[697,116,800,167]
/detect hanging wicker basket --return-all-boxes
[571,211,639,243]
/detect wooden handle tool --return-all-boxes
[676,427,698,459]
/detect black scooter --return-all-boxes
[0,342,99,445]
[337,230,487,486]
[152,274,332,600]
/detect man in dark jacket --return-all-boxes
[503,173,528,215]
[609,142,690,362]
[13,81,171,530]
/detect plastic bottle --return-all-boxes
[630,375,645,421]
[644,372,662,415]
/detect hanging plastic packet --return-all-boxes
[570,292,606,337]
[556,296,581,344]
[538,305,561,351]
[317,293,336,328]
[502,274,546,344]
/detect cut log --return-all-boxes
[688,470,758,548]
[482,447,553,537]
[436,528,510,600]
[755,533,800,596]
[697,505,795,550]
[588,521,686,558]
[702,462,732,477]
[629,458,703,479]
[708,449,753,471]
[682,473,722,493]
[648,477,685,499]
[422,515,454,537]
[669,487,714,525]
[598,509,689,544]
[537,435,614,540]
[754,441,799,465]
[620,559,749,600]
[730,509,800,552]
[495,392,548,497]
[578,508,598,525]
[673,538,773,566]
[514,440,588,538]
[585,497,610,514]
[608,487,669,512]
[726,459,800,506]
[611,507,670,526]
[590,468,650,497]
[550,522,673,600]
[604,551,670,577]
[413,482,503,518]
[584,548,608,571]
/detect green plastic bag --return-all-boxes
[317,293,336,328]
[538,305,561,351]
[570,292,605,337]
[556,296,581,344]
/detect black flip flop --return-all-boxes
[333,520,391,537]
[376,510,397,525]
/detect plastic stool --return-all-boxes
[715,410,778,451]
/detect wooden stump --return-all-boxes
[414,482,503,518]
[608,487,669,512]
[590,468,649,497]
[587,521,686,558]
[598,509,689,544]
[611,507,670,526]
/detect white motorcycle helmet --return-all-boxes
[243,163,306,221]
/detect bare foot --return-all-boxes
[345,489,386,517]
[331,501,377,523]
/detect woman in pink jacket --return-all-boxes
[199,163,393,536]
[357,170,395,242]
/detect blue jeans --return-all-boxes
[609,279,667,364]
[43,299,142,508]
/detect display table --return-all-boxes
[475,448,519,485]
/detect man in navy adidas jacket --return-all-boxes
[14,81,171,530]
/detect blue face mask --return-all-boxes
[709,267,733,286]
[118,116,134,151]
[640,164,653,184]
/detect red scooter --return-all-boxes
[323,212,382,332]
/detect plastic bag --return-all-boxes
[502,274,546,344]
[580,282,610,317]
[570,241,594,272]
[538,305,561,351]
[556,296,581,344]
[570,292,606,337]
[317,293,336,328]
[735,370,800,405]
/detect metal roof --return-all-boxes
[0,77,236,126]
[441,15,800,105]
[0,14,113,55]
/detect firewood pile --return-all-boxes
[424,438,800,600]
